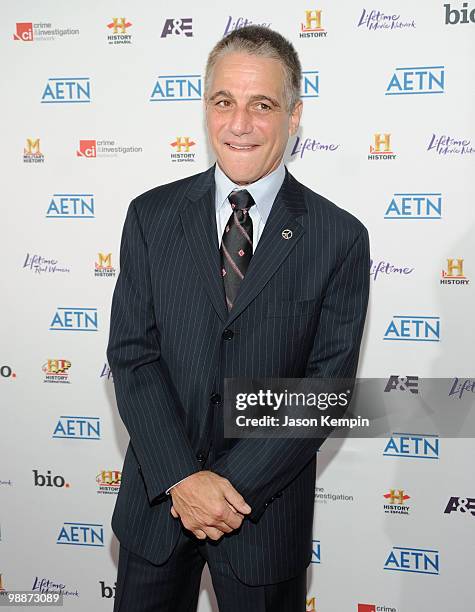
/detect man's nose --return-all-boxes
[228,107,253,136]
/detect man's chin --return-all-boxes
[217,160,262,185]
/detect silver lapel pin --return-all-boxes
[281,229,293,240]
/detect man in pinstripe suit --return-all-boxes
[107,26,369,611]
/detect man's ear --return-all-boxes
[289,100,303,136]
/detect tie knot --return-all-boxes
[228,189,255,212]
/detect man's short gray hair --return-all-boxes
[204,26,302,113]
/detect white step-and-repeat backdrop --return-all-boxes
[1,1,474,610]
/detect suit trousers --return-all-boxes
[113,527,307,612]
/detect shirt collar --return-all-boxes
[214,160,286,224]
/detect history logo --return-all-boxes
[441,258,469,285]
[97,470,121,495]
[368,134,396,160]
[383,489,411,515]
[43,359,72,384]
[107,17,133,44]
[170,137,196,163]
[300,10,327,37]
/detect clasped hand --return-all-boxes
[169,470,251,541]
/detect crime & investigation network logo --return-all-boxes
[314,486,354,504]
[383,489,411,515]
[358,603,397,611]
[170,137,196,163]
[441,258,469,285]
[96,470,121,495]
[13,21,80,42]
[23,138,44,163]
[300,10,327,37]
[76,139,142,158]
[368,134,396,160]
[106,17,133,44]
[95,253,116,277]
[42,359,72,384]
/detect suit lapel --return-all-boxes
[180,166,228,323]
[180,166,307,326]
[225,169,307,326]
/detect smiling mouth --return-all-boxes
[225,143,259,151]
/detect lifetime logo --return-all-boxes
[41,78,91,104]
[358,606,397,612]
[47,193,95,218]
[300,10,327,37]
[368,134,396,160]
[384,375,419,394]
[13,22,33,41]
[150,75,202,101]
[50,307,98,331]
[384,546,439,575]
[161,17,193,37]
[311,539,321,564]
[383,433,440,459]
[384,192,442,219]
[445,3,475,24]
[57,523,104,547]
[53,415,101,440]
[301,70,319,98]
[384,315,440,342]
[386,66,445,95]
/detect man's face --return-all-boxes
[205,52,302,185]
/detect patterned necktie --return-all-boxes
[220,189,256,311]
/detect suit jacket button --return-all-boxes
[210,393,221,405]
[196,452,206,462]
[222,329,234,340]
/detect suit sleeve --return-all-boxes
[106,200,201,504]
[210,226,370,521]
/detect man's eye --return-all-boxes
[256,102,271,111]
[216,100,231,107]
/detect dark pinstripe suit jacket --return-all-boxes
[106,164,369,586]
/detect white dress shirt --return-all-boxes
[165,159,286,496]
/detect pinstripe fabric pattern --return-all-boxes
[106,164,370,586]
